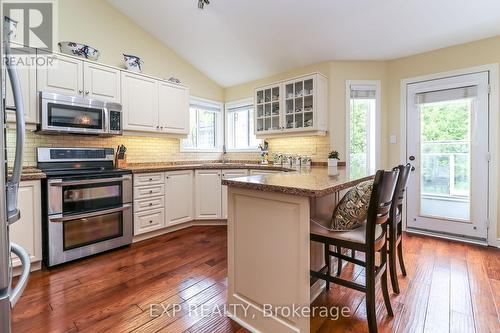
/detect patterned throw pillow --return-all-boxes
[330,180,373,231]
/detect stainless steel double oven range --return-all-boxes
[38,148,133,267]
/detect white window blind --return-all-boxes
[415,86,478,105]
[350,85,377,99]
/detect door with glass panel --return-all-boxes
[406,72,489,239]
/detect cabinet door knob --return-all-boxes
[78,89,83,94]
[149,190,153,194]
[149,220,153,224]
[149,203,153,206]
[85,91,89,95]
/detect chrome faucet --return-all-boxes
[222,145,230,164]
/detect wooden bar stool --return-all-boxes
[387,164,411,294]
[310,169,399,333]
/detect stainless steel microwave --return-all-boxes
[38,91,123,135]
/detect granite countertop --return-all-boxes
[126,162,293,173]
[222,166,374,197]
[8,167,46,181]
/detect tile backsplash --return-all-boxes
[6,129,330,167]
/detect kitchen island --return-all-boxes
[223,167,373,333]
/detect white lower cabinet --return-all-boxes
[10,181,42,267]
[165,170,194,226]
[134,208,165,235]
[195,170,222,219]
[133,168,284,236]
[221,169,249,219]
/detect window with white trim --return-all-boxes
[226,99,261,150]
[181,97,223,151]
[346,82,380,179]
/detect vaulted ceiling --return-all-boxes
[108,0,500,87]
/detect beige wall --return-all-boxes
[225,61,388,164]
[8,0,228,166]
[58,0,223,101]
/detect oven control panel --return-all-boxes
[38,148,115,162]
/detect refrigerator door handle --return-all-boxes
[8,243,30,307]
[4,18,25,225]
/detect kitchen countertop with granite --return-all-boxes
[126,162,293,173]
[222,166,374,197]
[8,167,47,181]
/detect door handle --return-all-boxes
[49,175,131,186]
[48,203,132,222]
[9,243,31,307]
[4,20,25,225]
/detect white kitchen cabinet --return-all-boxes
[3,47,37,124]
[255,72,327,136]
[9,181,42,267]
[221,169,248,219]
[37,51,84,96]
[134,208,165,235]
[84,62,121,102]
[38,51,121,104]
[158,81,189,134]
[195,169,222,219]
[121,71,159,132]
[165,170,194,226]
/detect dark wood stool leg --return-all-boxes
[324,243,330,290]
[336,246,342,276]
[380,247,394,316]
[397,240,407,276]
[365,260,378,333]
[351,249,356,258]
[388,236,400,294]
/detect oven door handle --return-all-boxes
[49,175,131,187]
[48,204,132,223]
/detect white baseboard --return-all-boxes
[133,219,227,243]
[406,228,488,246]
[227,311,262,333]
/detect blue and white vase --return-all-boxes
[123,54,143,72]
[59,42,100,61]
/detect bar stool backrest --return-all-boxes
[365,169,399,248]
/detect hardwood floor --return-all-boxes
[12,226,500,333]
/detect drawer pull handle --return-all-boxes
[149,178,153,181]
[149,190,153,194]
[149,220,153,224]
[149,203,153,206]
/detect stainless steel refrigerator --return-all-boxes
[0,16,31,333]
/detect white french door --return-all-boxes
[406,72,489,239]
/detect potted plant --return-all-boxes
[328,151,340,167]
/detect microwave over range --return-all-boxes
[38,91,123,135]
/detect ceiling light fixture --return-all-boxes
[198,0,210,10]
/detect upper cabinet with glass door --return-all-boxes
[254,73,327,137]
[255,84,281,134]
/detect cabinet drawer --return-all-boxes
[134,196,164,212]
[134,173,164,186]
[133,184,165,199]
[134,208,165,235]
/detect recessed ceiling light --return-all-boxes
[198,0,210,10]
